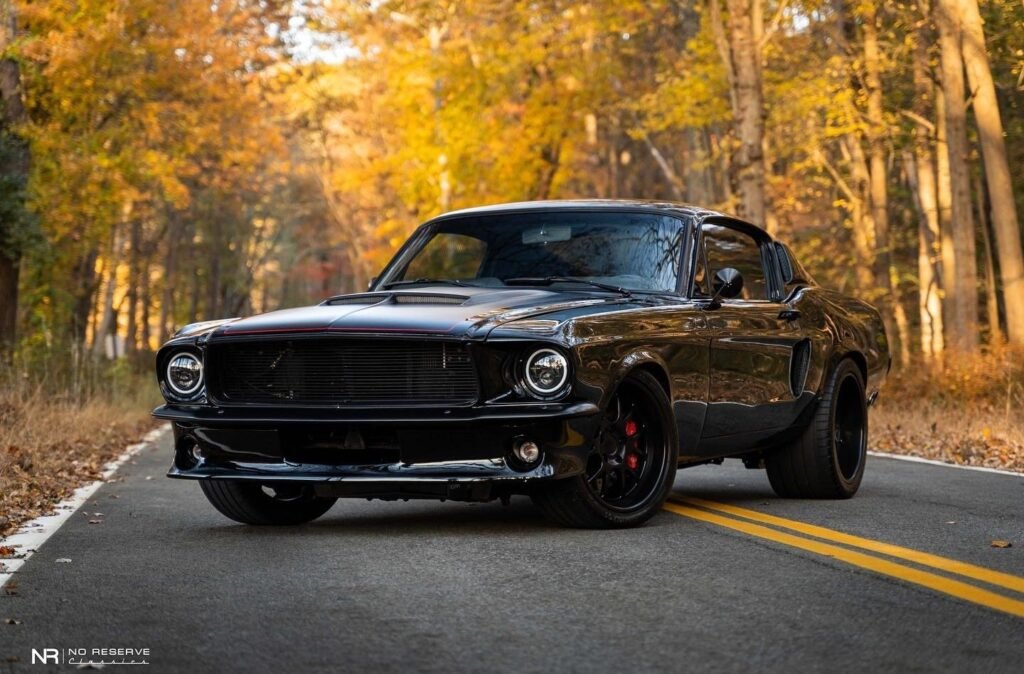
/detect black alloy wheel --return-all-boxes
[586,386,665,510]
[531,370,678,528]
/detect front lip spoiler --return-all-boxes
[153,401,600,426]
[168,462,555,482]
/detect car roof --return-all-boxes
[426,199,771,241]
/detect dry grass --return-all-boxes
[872,345,1024,473]
[0,371,158,538]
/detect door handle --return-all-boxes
[778,309,801,321]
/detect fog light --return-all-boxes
[513,439,541,464]
[191,444,206,462]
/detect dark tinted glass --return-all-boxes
[692,243,710,297]
[702,223,768,300]
[391,212,685,292]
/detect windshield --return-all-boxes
[382,211,685,293]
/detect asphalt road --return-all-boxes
[2,428,1023,673]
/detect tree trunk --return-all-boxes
[976,170,1003,343]
[0,0,27,355]
[906,150,945,358]
[91,227,119,358]
[957,0,1024,344]
[842,136,879,290]
[686,127,714,205]
[0,253,16,354]
[125,220,140,355]
[139,259,151,353]
[861,3,904,362]
[643,135,685,201]
[862,5,891,294]
[717,0,767,227]
[935,88,959,353]
[908,27,945,358]
[71,248,100,346]
[935,0,979,352]
[159,217,178,344]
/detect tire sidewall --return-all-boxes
[828,360,868,496]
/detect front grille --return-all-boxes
[207,339,479,406]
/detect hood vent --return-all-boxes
[322,294,390,306]
[392,293,468,305]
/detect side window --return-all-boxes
[702,223,769,300]
[403,233,486,280]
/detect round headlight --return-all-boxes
[524,348,569,397]
[166,352,203,396]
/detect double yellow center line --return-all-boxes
[664,496,1024,619]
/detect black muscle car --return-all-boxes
[154,200,889,528]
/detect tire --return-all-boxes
[766,358,867,499]
[531,370,679,528]
[199,480,337,525]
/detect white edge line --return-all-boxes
[0,423,171,587]
[868,450,1024,478]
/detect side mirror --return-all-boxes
[367,276,378,291]
[711,267,744,302]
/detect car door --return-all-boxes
[696,218,805,450]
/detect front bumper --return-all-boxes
[156,402,602,501]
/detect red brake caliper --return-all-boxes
[624,420,639,470]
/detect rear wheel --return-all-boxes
[199,480,336,525]
[531,370,678,528]
[766,358,867,499]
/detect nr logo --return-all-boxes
[31,649,59,664]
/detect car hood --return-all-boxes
[211,286,636,340]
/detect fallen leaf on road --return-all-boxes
[991,540,1013,548]
[55,558,72,563]
[6,656,19,662]
[0,546,15,557]
[4,618,22,625]
[3,588,16,596]
[88,519,102,524]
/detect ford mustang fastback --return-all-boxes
[154,200,889,528]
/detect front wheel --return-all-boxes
[199,480,337,525]
[531,370,678,528]
[766,358,868,499]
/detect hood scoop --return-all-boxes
[319,292,469,307]
[392,293,468,305]
[321,293,390,306]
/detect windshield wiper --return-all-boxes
[382,277,471,289]
[503,276,632,297]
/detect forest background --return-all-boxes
[1,0,1022,532]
